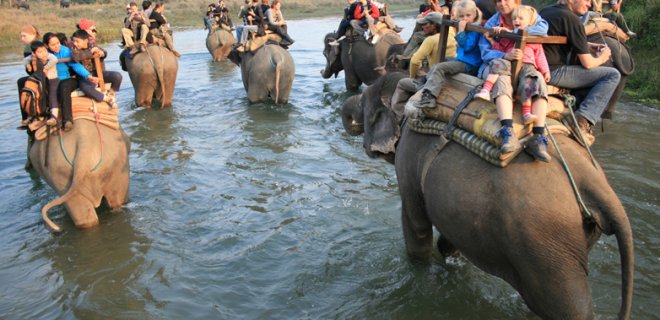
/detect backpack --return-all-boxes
[20,75,47,118]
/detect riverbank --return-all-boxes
[0,0,417,51]
[1,0,656,104]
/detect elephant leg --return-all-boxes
[247,78,269,103]
[345,69,362,91]
[516,266,593,319]
[64,197,100,228]
[401,197,433,259]
[437,234,458,257]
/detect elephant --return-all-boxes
[60,0,70,8]
[321,29,404,91]
[123,45,179,108]
[29,117,131,232]
[228,44,295,104]
[342,77,634,319]
[206,28,236,62]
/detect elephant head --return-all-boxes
[125,45,179,108]
[341,71,407,163]
[229,44,295,104]
[29,114,130,232]
[206,29,237,62]
[321,32,343,79]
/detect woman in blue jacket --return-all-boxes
[44,32,93,131]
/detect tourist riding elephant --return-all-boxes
[321,30,404,91]
[29,118,131,232]
[206,28,236,61]
[580,34,634,120]
[228,44,295,104]
[123,45,178,108]
[342,79,634,319]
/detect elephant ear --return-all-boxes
[362,80,400,160]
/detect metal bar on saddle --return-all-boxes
[441,87,479,138]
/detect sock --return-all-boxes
[481,80,495,92]
[500,119,513,128]
[522,104,532,115]
[532,126,545,135]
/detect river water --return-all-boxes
[0,14,658,319]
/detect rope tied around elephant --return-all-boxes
[58,100,105,173]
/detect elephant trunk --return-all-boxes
[595,197,634,319]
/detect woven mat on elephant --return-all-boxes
[245,31,282,53]
[31,96,119,140]
[405,74,572,147]
[584,18,630,42]
[71,96,119,130]
[407,117,570,167]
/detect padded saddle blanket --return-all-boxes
[404,74,572,167]
[32,92,119,140]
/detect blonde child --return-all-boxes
[23,41,60,126]
[415,0,483,109]
[475,5,551,162]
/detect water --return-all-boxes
[0,14,658,319]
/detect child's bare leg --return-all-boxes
[475,73,498,101]
[522,97,537,124]
[526,97,551,162]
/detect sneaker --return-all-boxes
[416,89,437,109]
[523,113,537,125]
[626,31,636,37]
[563,114,595,146]
[496,126,522,159]
[474,89,491,102]
[172,50,182,58]
[329,39,340,46]
[63,121,74,132]
[46,117,58,126]
[393,26,403,33]
[525,134,551,162]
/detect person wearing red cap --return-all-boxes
[76,18,98,47]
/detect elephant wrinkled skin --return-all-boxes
[29,119,131,232]
[344,77,634,319]
[125,45,179,108]
[206,29,237,61]
[229,44,295,104]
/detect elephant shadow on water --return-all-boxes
[45,213,153,318]
[243,104,293,154]
[341,74,634,319]
[126,107,193,166]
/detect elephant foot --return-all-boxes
[437,235,459,258]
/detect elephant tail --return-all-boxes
[275,60,281,104]
[41,190,77,233]
[157,47,167,103]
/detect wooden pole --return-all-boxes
[437,14,451,64]
[93,55,105,90]
[511,29,527,89]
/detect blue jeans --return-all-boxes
[549,65,620,124]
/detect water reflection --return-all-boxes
[46,210,150,318]
[242,105,293,154]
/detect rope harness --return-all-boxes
[57,100,105,172]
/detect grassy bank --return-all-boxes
[1,0,657,103]
[0,0,417,50]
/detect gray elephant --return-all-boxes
[321,30,404,91]
[228,44,295,104]
[342,78,634,319]
[123,45,178,108]
[29,115,131,232]
[206,28,236,62]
